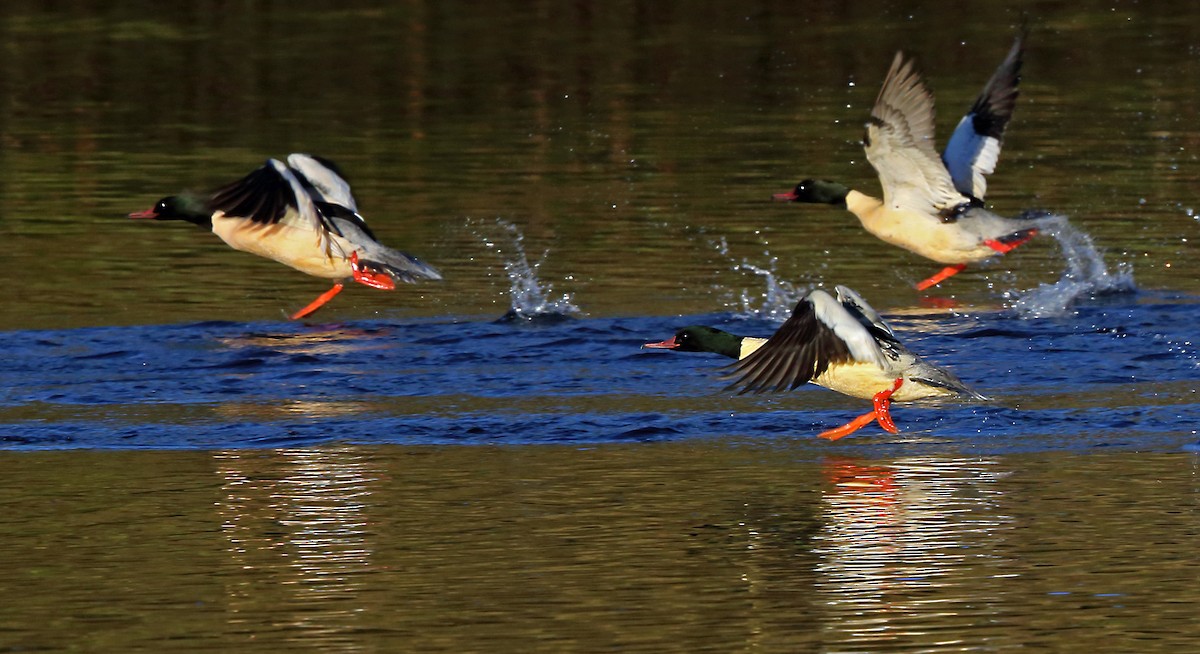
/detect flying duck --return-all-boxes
[130,154,441,319]
[644,285,985,440]
[775,32,1050,291]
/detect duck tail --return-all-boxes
[358,251,443,284]
[994,227,1039,248]
[992,209,1068,247]
[961,387,992,402]
[912,373,990,402]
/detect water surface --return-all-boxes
[3,447,1199,651]
[1,1,1199,652]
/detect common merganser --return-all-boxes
[130,154,441,319]
[775,33,1050,291]
[644,285,985,440]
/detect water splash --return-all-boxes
[711,236,808,323]
[475,219,582,323]
[1004,214,1136,318]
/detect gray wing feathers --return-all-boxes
[833,285,895,338]
[287,153,359,212]
[269,159,343,257]
[866,52,972,214]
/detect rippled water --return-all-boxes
[2,1,1200,652]
[3,447,1199,652]
[1,280,1195,452]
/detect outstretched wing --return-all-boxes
[942,31,1025,199]
[834,285,895,338]
[286,153,359,212]
[208,159,343,256]
[286,153,383,243]
[723,289,887,394]
[865,52,972,219]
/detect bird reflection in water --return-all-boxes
[215,447,381,644]
[210,325,403,422]
[814,456,1017,650]
[212,399,372,422]
[215,326,393,357]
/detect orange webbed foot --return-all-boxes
[985,229,1039,254]
[872,378,904,435]
[915,264,967,291]
[350,251,396,291]
[818,378,905,441]
[290,283,345,320]
[818,411,879,441]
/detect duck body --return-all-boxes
[210,213,351,279]
[645,285,984,439]
[776,32,1045,288]
[723,324,959,402]
[815,355,955,403]
[131,154,441,318]
[209,201,430,283]
[844,189,1042,265]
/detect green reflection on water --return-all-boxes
[0,2,1197,330]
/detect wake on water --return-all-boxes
[711,215,1136,322]
[1002,214,1136,318]
[474,219,583,323]
[473,213,1130,325]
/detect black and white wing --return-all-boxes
[834,285,895,338]
[723,289,888,394]
[285,153,383,243]
[942,32,1025,200]
[208,158,342,255]
[286,153,359,213]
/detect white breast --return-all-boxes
[211,214,353,280]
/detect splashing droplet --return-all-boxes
[1005,214,1136,318]
[710,237,808,322]
[473,219,583,322]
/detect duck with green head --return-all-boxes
[130,153,441,319]
[774,31,1051,291]
[644,285,986,440]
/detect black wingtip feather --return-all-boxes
[207,163,296,225]
[968,31,1026,139]
[718,294,857,397]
